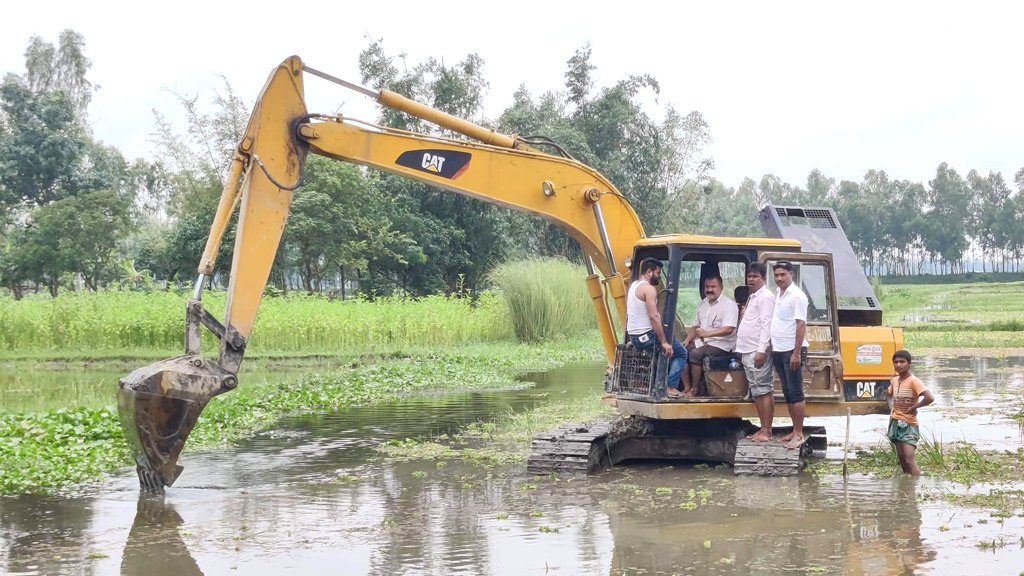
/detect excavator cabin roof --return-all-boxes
[635,234,802,251]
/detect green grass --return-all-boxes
[4,277,1020,356]
[458,391,612,444]
[945,489,1024,512]
[809,436,1024,484]
[193,339,602,451]
[878,281,1024,349]
[487,258,594,343]
[0,356,371,413]
[879,272,1024,285]
[0,290,512,355]
[0,336,604,494]
[0,259,603,356]
[1010,394,1024,427]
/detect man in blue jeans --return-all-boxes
[770,260,810,449]
[625,258,687,398]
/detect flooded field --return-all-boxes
[0,357,357,413]
[1,358,1022,575]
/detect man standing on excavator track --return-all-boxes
[735,262,776,441]
[626,258,688,398]
[770,260,810,449]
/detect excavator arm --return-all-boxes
[118,56,646,492]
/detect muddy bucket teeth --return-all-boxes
[117,354,237,492]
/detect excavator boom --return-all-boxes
[117,56,645,492]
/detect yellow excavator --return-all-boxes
[118,57,901,492]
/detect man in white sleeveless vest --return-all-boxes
[626,258,688,398]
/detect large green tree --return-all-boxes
[138,76,250,286]
[498,44,715,253]
[359,40,514,294]
[8,189,134,295]
[23,29,94,124]
[561,44,712,234]
[1,30,150,296]
[922,163,971,273]
[288,156,420,295]
[0,78,86,212]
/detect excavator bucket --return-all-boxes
[117,355,237,492]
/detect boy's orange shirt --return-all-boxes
[888,374,927,426]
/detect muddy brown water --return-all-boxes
[1,358,1022,575]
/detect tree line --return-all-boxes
[1,31,1021,299]
[697,167,1024,275]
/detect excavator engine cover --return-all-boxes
[117,355,237,492]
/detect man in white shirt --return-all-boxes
[680,275,738,397]
[734,262,776,442]
[770,260,810,450]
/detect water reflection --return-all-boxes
[0,494,95,575]
[602,468,937,575]
[0,360,128,412]
[121,498,202,576]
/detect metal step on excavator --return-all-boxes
[117,57,898,492]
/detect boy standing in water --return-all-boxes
[887,350,934,476]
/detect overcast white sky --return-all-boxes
[2,0,1021,188]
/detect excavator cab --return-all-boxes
[607,235,848,414]
[533,235,886,477]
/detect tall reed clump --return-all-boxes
[487,257,594,342]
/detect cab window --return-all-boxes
[676,261,747,323]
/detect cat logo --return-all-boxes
[845,379,887,402]
[421,153,445,173]
[395,149,472,180]
[856,381,874,398]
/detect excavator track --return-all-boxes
[526,421,614,475]
[527,418,825,477]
